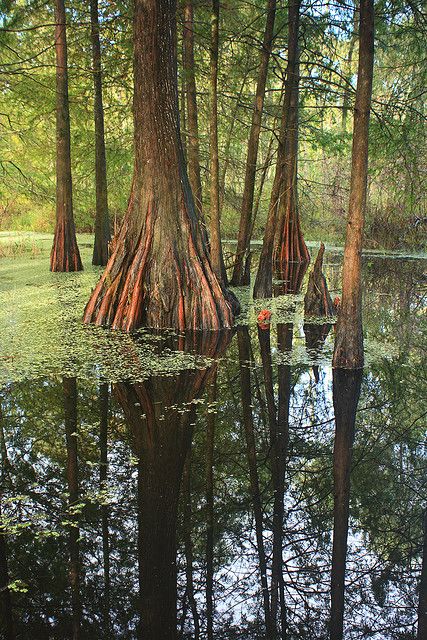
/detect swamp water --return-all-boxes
[0,244,426,639]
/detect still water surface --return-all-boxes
[0,247,426,639]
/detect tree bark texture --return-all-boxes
[183,0,203,218]
[209,0,227,284]
[231,0,277,285]
[333,0,374,369]
[50,0,83,272]
[273,0,309,272]
[91,0,111,266]
[330,368,362,640]
[83,0,234,331]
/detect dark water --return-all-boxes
[0,249,426,639]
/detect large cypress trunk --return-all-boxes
[332,0,374,369]
[272,0,309,272]
[183,0,203,217]
[90,0,111,266]
[50,0,83,272]
[230,0,277,286]
[83,0,234,331]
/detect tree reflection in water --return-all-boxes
[0,253,425,639]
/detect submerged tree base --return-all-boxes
[50,218,83,272]
[83,193,236,332]
[304,243,334,317]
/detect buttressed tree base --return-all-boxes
[83,0,235,332]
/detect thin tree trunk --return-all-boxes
[253,79,288,299]
[237,327,273,637]
[181,447,200,639]
[220,67,251,212]
[50,0,83,272]
[209,0,227,284]
[330,369,362,640]
[342,4,359,131]
[63,377,82,640]
[183,0,203,217]
[83,0,236,331]
[418,508,427,640]
[231,0,277,285]
[99,382,110,637]
[333,0,374,369]
[0,398,15,640]
[91,0,111,266]
[273,0,309,272]
[206,376,216,640]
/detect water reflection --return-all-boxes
[0,253,425,639]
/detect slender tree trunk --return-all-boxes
[333,0,374,369]
[63,377,82,640]
[99,382,110,637]
[253,78,288,299]
[209,0,227,284]
[231,0,277,285]
[220,67,251,211]
[330,369,362,640]
[90,0,111,266]
[273,0,309,272]
[181,447,200,639]
[342,4,359,131]
[418,508,427,640]
[183,0,203,217]
[83,0,235,331]
[237,327,273,637]
[50,0,83,272]
[0,398,15,640]
[206,376,216,640]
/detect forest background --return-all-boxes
[0,0,426,251]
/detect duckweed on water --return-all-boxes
[0,242,426,382]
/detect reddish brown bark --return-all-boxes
[183,0,203,217]
[333,0,374,369]
[83,0,235,331]
[91,0,111,266]
[231,0,277,285]
[50,0,83,273]
[273,0,309,272]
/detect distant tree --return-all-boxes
[50,0,83,272]
[230,0,277,286]
[272,0,309,272]
[182,0,203,217]
[333,0,374,369]
[209,0,227,284]
[90,0,111,266]
[83,0,236,331]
